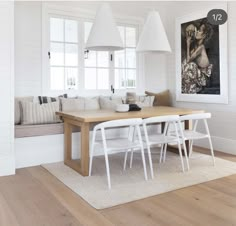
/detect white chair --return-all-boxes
[179,113,215,166]
[129,115,189,179]
[89,118,147,189]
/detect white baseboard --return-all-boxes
[195,135,236,156]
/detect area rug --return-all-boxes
[42,152,236,209]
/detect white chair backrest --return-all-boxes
[180,113,211,121]
[143,115,180,125]
[94,118,142,131]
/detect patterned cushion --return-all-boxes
[15,96,34,125]
[21,101,61,125]
[38,94,67,104]
[136,95,155,107]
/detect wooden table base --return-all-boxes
[64,119,89,176]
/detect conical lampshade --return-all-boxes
[136,11,171,53]
[86,4,124,51]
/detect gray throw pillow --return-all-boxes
[15,96,34,125]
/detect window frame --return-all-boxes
[42,3,145,96]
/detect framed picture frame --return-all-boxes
[175,4,228,104]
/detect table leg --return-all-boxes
[184,119,192,156]
[64,120,72,161]
[80,122,90,176]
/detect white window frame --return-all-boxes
[42,3,145,96]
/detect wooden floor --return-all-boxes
[1,147,236,226]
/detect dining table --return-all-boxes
[56,106,203,176]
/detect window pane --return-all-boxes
[126,69,136,88]
[126,27,136,47]
[126,48,136,68]
[50,43,64,66]
[115,50,125,68]
[65,67,77,90]
[118,26,125,44]
[51,67,64,90]
[97,51,109,67]
[85,51,96,67]
[85,68,96,89]
[65,20,77,43]
[65,44,78,66]
[115,69,126,89]
[97,69,109,89]
[50,18,64,42]
[84,22,93,43]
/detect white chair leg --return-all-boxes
[140,147,148,181]
[208,137,216,166]
[189,140,194,157]
[163,143,167,162]
[159,144,164,163]
[89,132,96,176]
[177,141,185,172]
[130,149,134,168]
[182,141,190,171]
[123,150,128,171]
[147,145,154,179]
[104,150,111,189]
[136,126,147,181]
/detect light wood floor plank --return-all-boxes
[0,169,82,226]
[27,166,114,226]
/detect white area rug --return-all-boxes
[42,152,236,209]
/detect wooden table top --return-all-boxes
[56,106,204,123]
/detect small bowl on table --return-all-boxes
[115,104,129,112]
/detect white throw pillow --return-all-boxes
[61,97,100,111]
[99,96,123,110]
[21,101,61,125]
[84,97,100,110]
[15,96,34,125]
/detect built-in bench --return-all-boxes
[15,123,81,138]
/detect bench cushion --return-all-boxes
[15,123,81,138]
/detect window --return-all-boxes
[47,14,138,93]
[50,18,78,90]
[115,26,137,89]
[84,22,110,90]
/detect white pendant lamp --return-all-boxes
[86,3,124,51]
[136,11,171,53]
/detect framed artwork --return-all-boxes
[175,5,228,103]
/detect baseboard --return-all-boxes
[195,135,236,156]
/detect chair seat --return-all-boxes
[94,138,141,151]
[143,133,180,146]
[182,130,209,140]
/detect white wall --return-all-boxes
[0,2,15,176]
[15,2,42,96]
[164,2,236,155]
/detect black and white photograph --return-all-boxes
[181,17,220,94]
[176,7,228,103]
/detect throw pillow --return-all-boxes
[145,90,171,106]
[38,94,67,104]
[126,92,137,104]
[21,101,61,125]
[99,96,123,110]
[136,95,155,107]
[15,96,34,125]
[61,97,100,111]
